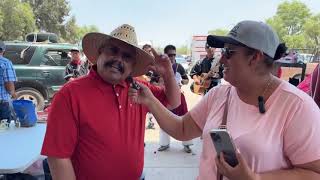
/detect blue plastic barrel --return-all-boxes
[12,100,37,127]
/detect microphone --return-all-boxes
[258,96,266,114]
[127,76,140,90]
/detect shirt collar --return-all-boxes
[89,65,128,88]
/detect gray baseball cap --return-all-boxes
[207,20,280,58]
[0,41,5,51]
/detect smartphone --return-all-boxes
[210,129,239,167]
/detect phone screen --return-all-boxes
[210,129,239,167]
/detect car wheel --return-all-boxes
[16,87,45,111]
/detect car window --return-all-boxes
[175,55,186,63]
[41,49,71,66]
[4,45,36,65]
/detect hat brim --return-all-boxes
[82,32,155,77]
[207,35,242,48]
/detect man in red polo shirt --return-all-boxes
[41,24,181,180]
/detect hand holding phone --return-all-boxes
[210,129,239,167]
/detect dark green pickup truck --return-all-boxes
[3,41,79,110]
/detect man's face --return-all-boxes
[71,51,81,61]
[96,40,136,84]
[205,46,215,57]
[143,47,152,53]
[166,49,176,64]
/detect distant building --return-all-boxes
[191,35,221,63]
[191,35,207,62]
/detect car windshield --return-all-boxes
[175,55,186,63]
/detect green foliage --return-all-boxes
[75,25,99,42]
[177,44,190,55]
[0,0,36,40]
[60,17,99,43]
[276,0,311,35]
[0,0,98,43]
[60,16,78,43]
[23,0,70,35]
[266,17,286,41]
[266,0,319,49]
[208,28,228,36]
[282,34,307,48]
[303,13,320,47]
[0,8,3,35]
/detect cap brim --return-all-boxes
[207,35,242,48]
[70,48,80,51]
[82,32,155,77]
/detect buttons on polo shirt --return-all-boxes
[116,93,119,97]
[119,105,122,109]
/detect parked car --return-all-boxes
[3,41,79,110]
[175,55,191,72]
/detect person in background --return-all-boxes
[298,63,320,107]
[142,44,156,130]
[190,43,223,94]
[0,40,17,122]
[129,20,320,180]
[64,47,89,81]
[158,44,193,153]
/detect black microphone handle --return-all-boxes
[258,96,266,114]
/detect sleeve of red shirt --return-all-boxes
[41,87,78,158]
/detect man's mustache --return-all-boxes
[104,60,124,73]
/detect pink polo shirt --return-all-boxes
[190,81,320,180]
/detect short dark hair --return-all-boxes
[244,47,273,68]
[142,44,151,50]
[164,45,176,54]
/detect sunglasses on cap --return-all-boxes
[221,47,238,59]
[167,54,176,57]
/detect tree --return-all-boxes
[266,17,287,42]
[0,0,36,40]
[23,0,70,35]
[282,34,308,49]
[0,8,3,35]
[76,25,99,42]
[303,13,320,48]
[266,0,312,48]
[60,16,78,43]
[276,0,311,35]
[176,44,189,55]
[61,17,99,44]
[208,28,228,36]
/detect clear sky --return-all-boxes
[68,0,320,47]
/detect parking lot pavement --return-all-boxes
[144,82,203,180]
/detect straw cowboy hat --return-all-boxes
[82,24,155,77]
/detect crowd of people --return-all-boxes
[1,20,319,180]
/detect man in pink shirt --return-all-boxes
[129,20,320,180]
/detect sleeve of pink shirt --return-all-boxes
[284,97,320,165]
[189,88,217,130]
